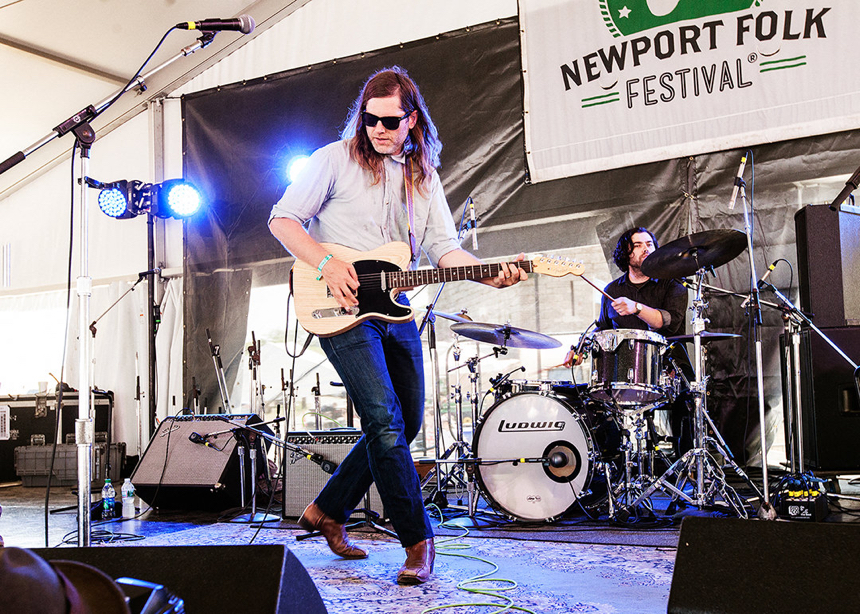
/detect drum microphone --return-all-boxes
[548,451,569,468]
[572,320,598,362]
[728,154,747,210]
[756,261,778,287]
[488,366,526,395]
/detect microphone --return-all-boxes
[468,198,478,251]
[728,154,747,210]
[571,320,598,362]
[757,261,778,287]
[548,451,569,468]
[176,15,255,34]
[138,267,161,279]
[307,452,337,474]
[189,432,214,448]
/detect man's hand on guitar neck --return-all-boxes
[437,249,528,289]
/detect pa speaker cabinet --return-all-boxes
[0,391,113,483]
[795,203,860,328]
[131,414,270,511]
[33,545,327,614]
[282,429,384,518]
[669,517,860,614]
[781,327,860,471]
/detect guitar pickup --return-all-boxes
[312,306,359,319]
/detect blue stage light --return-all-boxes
[97,186,130,218]
[287,155,310,184]
[153,179,202,219]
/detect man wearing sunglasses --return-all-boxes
[269,66,526,585]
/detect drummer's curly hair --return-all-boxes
[613,227,658,272]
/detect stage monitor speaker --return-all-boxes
[794,203,860,328]
[131,414,270,511]
[780,327,860,472]
[33,544,327,614]
[282,429,384,518]
[668,517,860,614]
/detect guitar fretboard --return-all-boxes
[386,261,534,289]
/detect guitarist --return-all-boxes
[268,66,526,585]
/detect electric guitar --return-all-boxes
[291,241,584,337]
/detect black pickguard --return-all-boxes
[351,259,412,320]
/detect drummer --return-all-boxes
[564,227,691,450]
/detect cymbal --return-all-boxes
[418,309,472,324]
[640,229,747,279]
[667,331,741,343]
[450,322,562,349]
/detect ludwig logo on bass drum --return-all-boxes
[497,420,566,433]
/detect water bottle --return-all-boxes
[101,479,116,520]
[121,478,136,519]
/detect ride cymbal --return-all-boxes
[641,229,747,279]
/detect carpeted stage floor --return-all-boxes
[2,475,859,613]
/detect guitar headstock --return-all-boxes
[531,254,585,278]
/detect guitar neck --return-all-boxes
[387,260,535,289]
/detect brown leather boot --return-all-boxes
[396,538,435,585]
[298,502,368,559]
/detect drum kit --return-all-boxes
[424,229,764,524]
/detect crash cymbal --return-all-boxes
[418,309,472,324]
[640,229,747,279]
[450,322,562,349]
[667,331,741,343]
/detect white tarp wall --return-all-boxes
[520,0,860,182]
[0,0,518,450]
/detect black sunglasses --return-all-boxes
[361,111,411,130]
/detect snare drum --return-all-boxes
[586,328,668,409]
[472,390,616,522]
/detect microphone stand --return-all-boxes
[736,180,774,517]
[758,280,860,506]
[207,328,233,413]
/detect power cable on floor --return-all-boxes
[422,504,536,614]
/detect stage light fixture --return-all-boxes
[91,178,202,220]
[150,179,202,219]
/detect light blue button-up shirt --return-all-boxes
[269,140,460,268]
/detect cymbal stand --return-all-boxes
[627,269,753,517]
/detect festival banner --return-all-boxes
[520,0,860,182]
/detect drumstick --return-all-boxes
[578,273,615,301]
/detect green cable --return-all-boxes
[300,412,346,429]
[422,505,537,614]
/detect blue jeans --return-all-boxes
[314,302,433,548]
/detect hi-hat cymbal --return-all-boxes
[641,229,747,279]
[450,322,562,349]
[667,331,741,343]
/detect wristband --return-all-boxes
[316,254,333,281]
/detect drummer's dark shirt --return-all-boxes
[596,274,688,338]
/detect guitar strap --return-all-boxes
[403,158,418,264]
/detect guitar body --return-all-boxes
[292,242,414,337]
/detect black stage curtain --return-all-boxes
[182,17,860,461]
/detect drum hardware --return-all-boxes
[625,269,757,518]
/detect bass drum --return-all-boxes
[473,391,609,522]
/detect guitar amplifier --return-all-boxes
[282,429,385,519]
